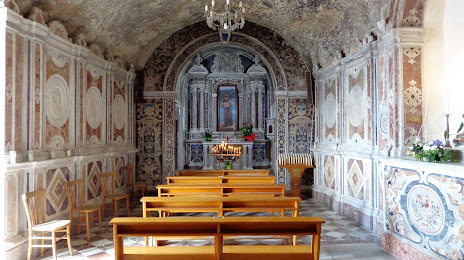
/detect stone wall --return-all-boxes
[2,9,136,259]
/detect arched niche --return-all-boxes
[175,44,276,170]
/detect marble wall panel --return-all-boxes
[322,79,338,142]
[346,159,365,200]
[345,65,368,144]
[84,68,105,146]
[5,32,13,151]
[5,171,20,238]
[112,79,126,145]
[114,156,126,188]
[14,35,25,151]
[87,160,103,200]
[33,42,43,150]
[45,166,71,217]
[402,47,423,146]
[323,155,336,190]
[44,49,73,150]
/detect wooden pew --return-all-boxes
[141,196,301,217]
[156,184,286,197]
[177,169,270,176]
[110,216,325,260]
[166,175,276,185]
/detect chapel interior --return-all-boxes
[1,0,463,259]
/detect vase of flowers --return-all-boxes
[204,130,212,141]
[241,122,256,142]
[453,114,464,147]
[407,139,451,163]
[224,159,232,169]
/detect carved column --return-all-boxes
[190,87,198,130]
[250,86,257,126]
[257,84,265,130]
[199,86,205,129]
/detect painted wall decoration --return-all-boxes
[252,144,266,163]
[136,101,163,185]
[190,144,204,163]
[384,166,464,260]
[288,98,314,154]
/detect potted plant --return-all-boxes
[204,130,212,141]
[241,122,256,142]
[406,139,451,162]
[224,159,232,169]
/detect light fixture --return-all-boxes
[204,0,245,41]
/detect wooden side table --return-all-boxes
[280,164,315,197]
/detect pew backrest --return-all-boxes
[110,216,325,260]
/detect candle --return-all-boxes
[205,5,208,11]
[212,0,215,7]
[226,0,230,5]
[239,1,243,8]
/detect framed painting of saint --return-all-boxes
[218,85,238,131]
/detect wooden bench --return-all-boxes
[110,216,325,260]
[166,176,276,185]
[177,169,270,176]
[141,196,301,217]
[157,184,286,197]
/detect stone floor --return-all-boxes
[37,198,396,260]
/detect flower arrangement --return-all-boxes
[224,159,232,169]
[204,130,212,141]
[407,139,451,163]
[241,122,256,142]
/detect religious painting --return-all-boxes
[218,85,238,131]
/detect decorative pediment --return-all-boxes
[247,56,267,78]
[188,54,209,77]
[211,49,244,74]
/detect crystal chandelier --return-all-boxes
[204,0,245,41]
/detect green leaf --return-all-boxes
[458,123,464,133]
[444,130,449,139]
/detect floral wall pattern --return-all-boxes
[136,100,163,185]
[384,165,464,260]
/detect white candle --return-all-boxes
[205,5,208,11]
[226,0,230,5]
[239,1,243,8]
[212,0,215,7]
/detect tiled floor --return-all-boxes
[38,199,396,259]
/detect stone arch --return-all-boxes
[163,33,287,92]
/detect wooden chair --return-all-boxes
[126,164,148,200]
[99,171,130,217]
[22,189,72,260]
[64,179,102,241]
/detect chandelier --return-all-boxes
[204,0,245,41]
